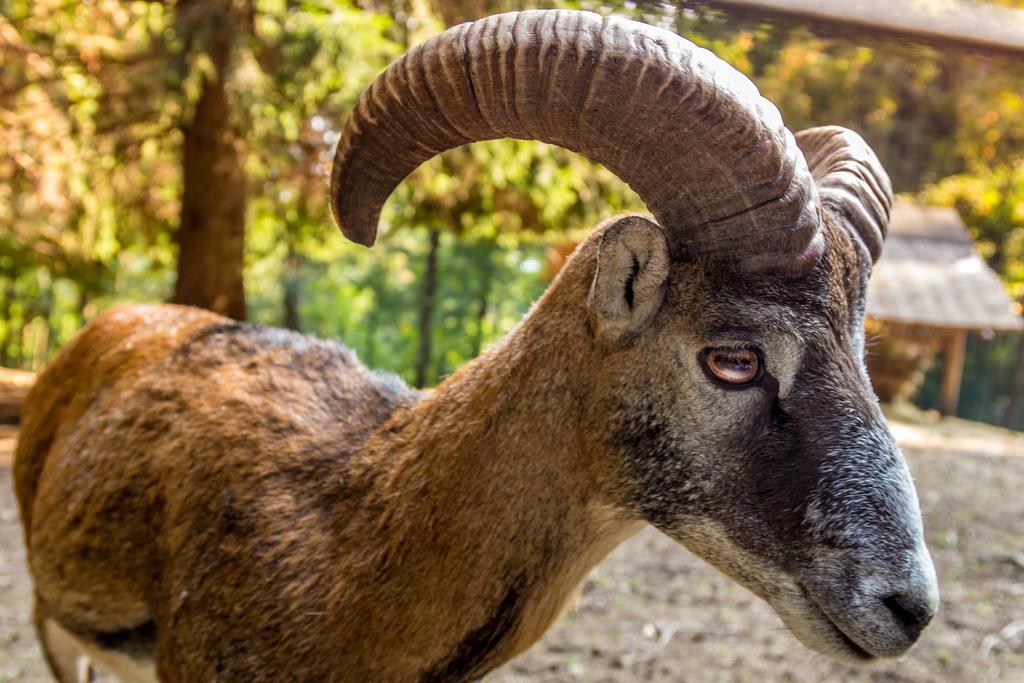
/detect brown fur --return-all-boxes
[15,228,647,681]
[15,214,937,681]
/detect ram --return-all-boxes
[15,9,938,683]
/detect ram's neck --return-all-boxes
[345,239,641,680]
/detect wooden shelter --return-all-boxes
[699,0,1024,58]
[865,201,1022,414]
[0,367,34,424]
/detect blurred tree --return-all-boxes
[352,0,645,386]
[172,0,248,319]
[1,0,178,366]
[0,0,395,329]
[4,0,1024,425]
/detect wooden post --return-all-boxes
[938,329,968,416]
[0,368,35,424]
[1003,333,1024,429]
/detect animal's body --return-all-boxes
[16,9,939,683]
[18,262,650,680]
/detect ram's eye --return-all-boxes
[702,348,761,385]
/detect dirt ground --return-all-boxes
[2,413,1023,683]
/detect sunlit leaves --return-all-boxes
[924,160,1024,301]
[4,0,1024,414]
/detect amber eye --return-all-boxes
[703,348,761,385]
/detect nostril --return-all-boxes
[882,592,933,641]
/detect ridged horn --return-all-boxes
[331,9,823,271]
[794,126,893,264]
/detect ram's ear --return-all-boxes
[588,216,670,342]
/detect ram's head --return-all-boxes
[329,10,938,662]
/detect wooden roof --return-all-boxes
[866,201,1022,332]
[702,0,1024,57]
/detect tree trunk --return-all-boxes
[433,0,518,25]
[0,284,12,368]
[472,287,490,358]
[30,317,49,372]
[471,245,493,358]
[1003,333,1024,430]
[362,263,386,369]
[281,242,301,331]
[172,69,247,320]
[415,228,441,388]
[78,288,90,327]
[281,278,300,332]
[36,268,53,368]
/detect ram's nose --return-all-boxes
[881,588,935,642]
[847,549,940,657]
[806,544,940,659]
[880,548,937,651]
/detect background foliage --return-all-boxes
[2,0,1023,425]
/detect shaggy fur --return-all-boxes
[16,215,937,682]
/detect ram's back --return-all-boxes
[14,304,413,634]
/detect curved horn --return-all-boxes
[331,10,822,271]
[795,126,893,264]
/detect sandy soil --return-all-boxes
[2,418,1023,683]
